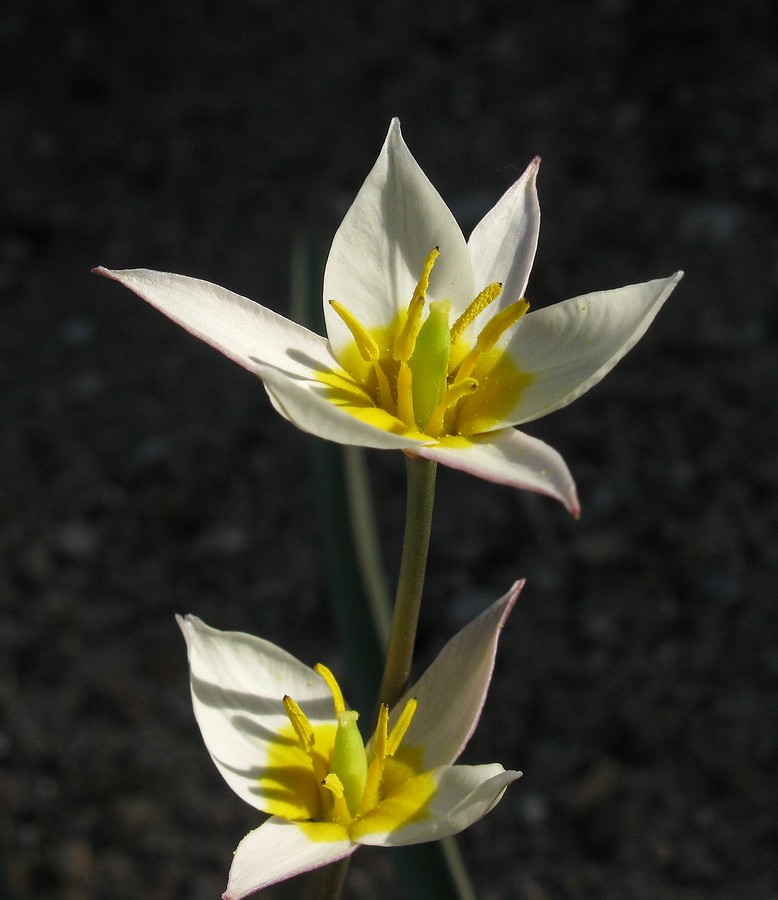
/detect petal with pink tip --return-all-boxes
[413,427,579,515]
[501,273,683,425]
[323,119,475,358]
[467,157,541,326]
[95,267,333,377]
[353,764,521,847]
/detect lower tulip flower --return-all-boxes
[179,581,523,898]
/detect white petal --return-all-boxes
[356,764,521,847]
[177,616,333,812]
[467,157,540,320]
[388,582,523,769]
[413,428,579,515]
[224,817,355,899]
[504,272,683,424]
[257,361,431,451]
[323,119,475,357]
[94,267,333,377]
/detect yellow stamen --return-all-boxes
[322,772,344,798]
[475,298,530,350]
[373,361,394,412]
[373,703,390,761]
[396,360,415,429]
[329,300,380,362]
[314,662,346,716]
[424,378,479,438]
[393,295,425,362]
[454,298,530,382]
[386,697,418,757]
[393,247,440,361]
[282,695,315,753]
[413,246,440,305]
[449,282,502,347]
[321,773,351,822]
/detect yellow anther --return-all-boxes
[282,695,315,753]
[449,282,502,347]
[321,773,351,823]
[396,360,416,429]
[386,697,417,757]
[413,246,440,304]
[314,663,346,716]
[373,703,390,762]
[321,772,345,798]
[329,300,380,362]
[424,378,479,438]
[393,247,440,361]
[475,298,530,351]
[393,295,425,361]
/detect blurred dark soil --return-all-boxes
[2,1,777,898]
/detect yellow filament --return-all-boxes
[314,663,346,716]
[329,300,379,362]
[396,360,415,429]
[449,282,502,347]
[386,697,418,757]
[424,378,479,438]
[282,695,316,753]
[393,247,440,361]
[357,704,390,815]
[373,361,394,412]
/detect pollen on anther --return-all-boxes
[450,282,502,347]
[329,300,379,362]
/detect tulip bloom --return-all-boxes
[96,120,681,514]
[179,581,523,898]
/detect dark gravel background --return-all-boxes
[2,1,777,898]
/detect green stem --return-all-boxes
[302,855,350,900]
[378,456,438,709]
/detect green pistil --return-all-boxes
[330,710,368,817]
[409,299,451,429]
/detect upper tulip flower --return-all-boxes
[179,581,523,898]
[96,119,681,515]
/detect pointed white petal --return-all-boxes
[386,581,523,769]
[504,272,683,424]
[177,616,334,812]
[413,428,579,515]
[224,817,355,899]
[468,157,540,319]
[354,764,521,847]
[323,119,474,357]
[95,267,333,377]
[257,361,431,451]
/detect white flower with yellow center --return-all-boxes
[179,581,523,899]
[96,120,682,515]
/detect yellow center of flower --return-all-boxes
[320,248,536,441]
[260,664,432,839]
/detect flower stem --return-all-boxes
[302,855,350,900]
[378,456,438,709]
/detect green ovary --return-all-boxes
[320,251,535,440]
